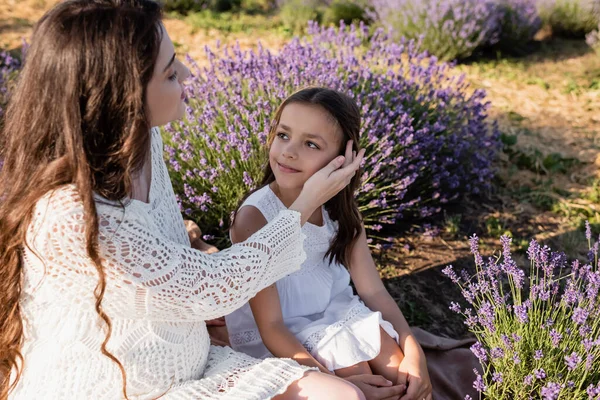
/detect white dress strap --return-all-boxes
[239,185,284,222]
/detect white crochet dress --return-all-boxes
[225,186,399,372]
[11,128,313,400]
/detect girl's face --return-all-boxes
[270,102,343,192]
[146,24,190,127]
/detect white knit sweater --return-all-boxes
[11,128,311,399]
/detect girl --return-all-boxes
[226,88,433,400]
[0,2,366,399]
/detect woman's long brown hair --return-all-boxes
[0,1,162,398]
[235,87,363,268]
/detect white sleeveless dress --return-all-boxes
[225,186,399,371]
[11,128,313,400]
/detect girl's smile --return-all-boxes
[269,102,342,194]
[276,162,301,174]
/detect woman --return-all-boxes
[0,1,368,399]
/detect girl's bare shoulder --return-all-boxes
[230,205,268,244]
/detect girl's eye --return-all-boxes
[276,132,289,140]
[307,141,320,150]
[168,71,178,81]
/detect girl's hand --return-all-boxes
[397,350,432,400]
[184,220,219,254]
[343,375,406,400]
[291,140,365,223]
[206,317,230,347]
[205,316,226,327]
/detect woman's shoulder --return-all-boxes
[33,184,84,220]
[32,185,135,229]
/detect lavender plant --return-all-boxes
[163,22,499,246]
[443,223,600,399]
[369,0,501,61]
[494,0,542,53]
[537,0,599,38]
[0,50,21,128]
[587,23,600,52]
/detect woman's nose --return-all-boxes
[179,64,191,83]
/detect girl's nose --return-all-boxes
[282,143,298,159]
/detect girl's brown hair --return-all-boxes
[236,87,363,268]
[0,0,162,398]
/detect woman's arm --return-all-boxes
[232,206,331,374]
[33,188,306,322]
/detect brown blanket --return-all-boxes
[208,325,481,400]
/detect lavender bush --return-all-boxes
[537,0,599,38]
[443,223,600,399]
[369,0,544,60]
[494,0,542,53]
[163,22,499,246]
[0,51,21,128]
[369,0,501,61]
[587,23,600,52]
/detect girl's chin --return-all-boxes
[274,180,305,192]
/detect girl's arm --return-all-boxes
[249,284,330,373]
[231,206,331,374]
[348,226,424,360]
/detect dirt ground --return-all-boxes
[2,0,599,339]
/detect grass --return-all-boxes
[180,9,286,36]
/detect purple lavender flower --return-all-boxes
[470,341,487,363]
[587,383,600,398]
[490,347,505,359]
[535,368,547,379]
[541,382,561,400]
[449,301,461,313]
[513,302,529,323]
[492,372,503,383]
[534,350,544,360]
[550,329,562,348]
[442,265,459,283]
[524,374,534,386]
[477,301,496,332]
[585,353,594,371]
[473,368,487,392]
[572,307,589,325]
[565,352,582,371]
[469,234,484,265]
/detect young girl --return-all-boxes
[0,2,366,399]
[226,88,433,400]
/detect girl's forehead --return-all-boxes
[279,103,343,143]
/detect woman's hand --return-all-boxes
[290,140,365,224]
[396,349,432,400]
[343,375,406,400]
[184,220,219,254]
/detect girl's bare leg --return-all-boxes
[334,361,372,378]
[274,370,366,400]
[368,327,405,384]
